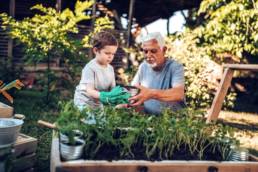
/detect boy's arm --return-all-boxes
[85,84,100,99]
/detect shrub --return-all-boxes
[166,31,236,109]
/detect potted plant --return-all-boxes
[59,123,85,161]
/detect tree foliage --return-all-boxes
[0,0,113,101]
[0,1,94,63]
[197,0,258,62]
[166,31,236,109]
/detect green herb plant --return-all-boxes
[57,102,239,161]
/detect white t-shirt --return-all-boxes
[74,58,116,108]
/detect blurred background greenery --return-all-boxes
[0,0,257,171]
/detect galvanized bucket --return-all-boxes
[60,139,85,161]
[0,118,23,148]
[60,130,83,143]
[230,147,249,161]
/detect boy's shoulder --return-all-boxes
[84,59,97,68]
[84,59,114,71]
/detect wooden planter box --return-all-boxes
[51,135,258,172]
[0,102,13,118]
[13,133,37,172]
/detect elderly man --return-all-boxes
[129,32,186,115]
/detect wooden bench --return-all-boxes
[206,64,258,123]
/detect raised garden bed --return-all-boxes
[51,135,258,172]
[51,104,258,172]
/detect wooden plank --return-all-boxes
[12,153,36,172]
[223,64,258,71]
[51,132,62,172]
[14,133,37,158]
[206,68,234,123]
[55,160,258,172]
[0,102,13,118]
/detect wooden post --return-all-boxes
[167,17,170,36]
[127,0,135,48]
[56,0,62,12]
[206,67,234,123]
[91,0,97,28]
[8,0,15,59]
[88,0,97,59]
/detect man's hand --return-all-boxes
[129,84,185,107]
[128,85,153,106]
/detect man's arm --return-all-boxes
[129,85,184,106]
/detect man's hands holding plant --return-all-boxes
[128,85,153,106]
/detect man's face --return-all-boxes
[141,39,166,70]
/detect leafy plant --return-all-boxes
[197,0,258,62]
[56,102,239,161]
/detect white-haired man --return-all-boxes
[129,32,186,115]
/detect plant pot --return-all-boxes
[59,130,83,143]
[60,139,85,161]
[0,118,24,148]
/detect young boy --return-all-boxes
[74,31,129,110]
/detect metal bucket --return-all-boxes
[0,118,23,148]
[60,130,83,143]
[60,139,85,161]
[230,147,249,161]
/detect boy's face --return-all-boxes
[94,45,118,66]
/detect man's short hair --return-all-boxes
[140,32,165,48]
[92,31,118,50]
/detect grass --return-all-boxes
[3,90,60,172]
[218,111,258,156]
[1,89,258,171]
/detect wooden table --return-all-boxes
[206,64,258,123]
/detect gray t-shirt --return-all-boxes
[74,58,116,108]
[131,59,186,115]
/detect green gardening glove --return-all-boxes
[105,91,131,105]
[99,86,124,105]
[99,86,131,105]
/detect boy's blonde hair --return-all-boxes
[92,31,118,50]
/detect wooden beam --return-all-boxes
[166,17,170,35]
[223,64,258,71]
[88,0,97,59]
[8,0,15,59]
[127,0,135,47]
[9,0,15,17]
[91,0,97,28]
[206,67,234,123]
[56,0,62,12]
